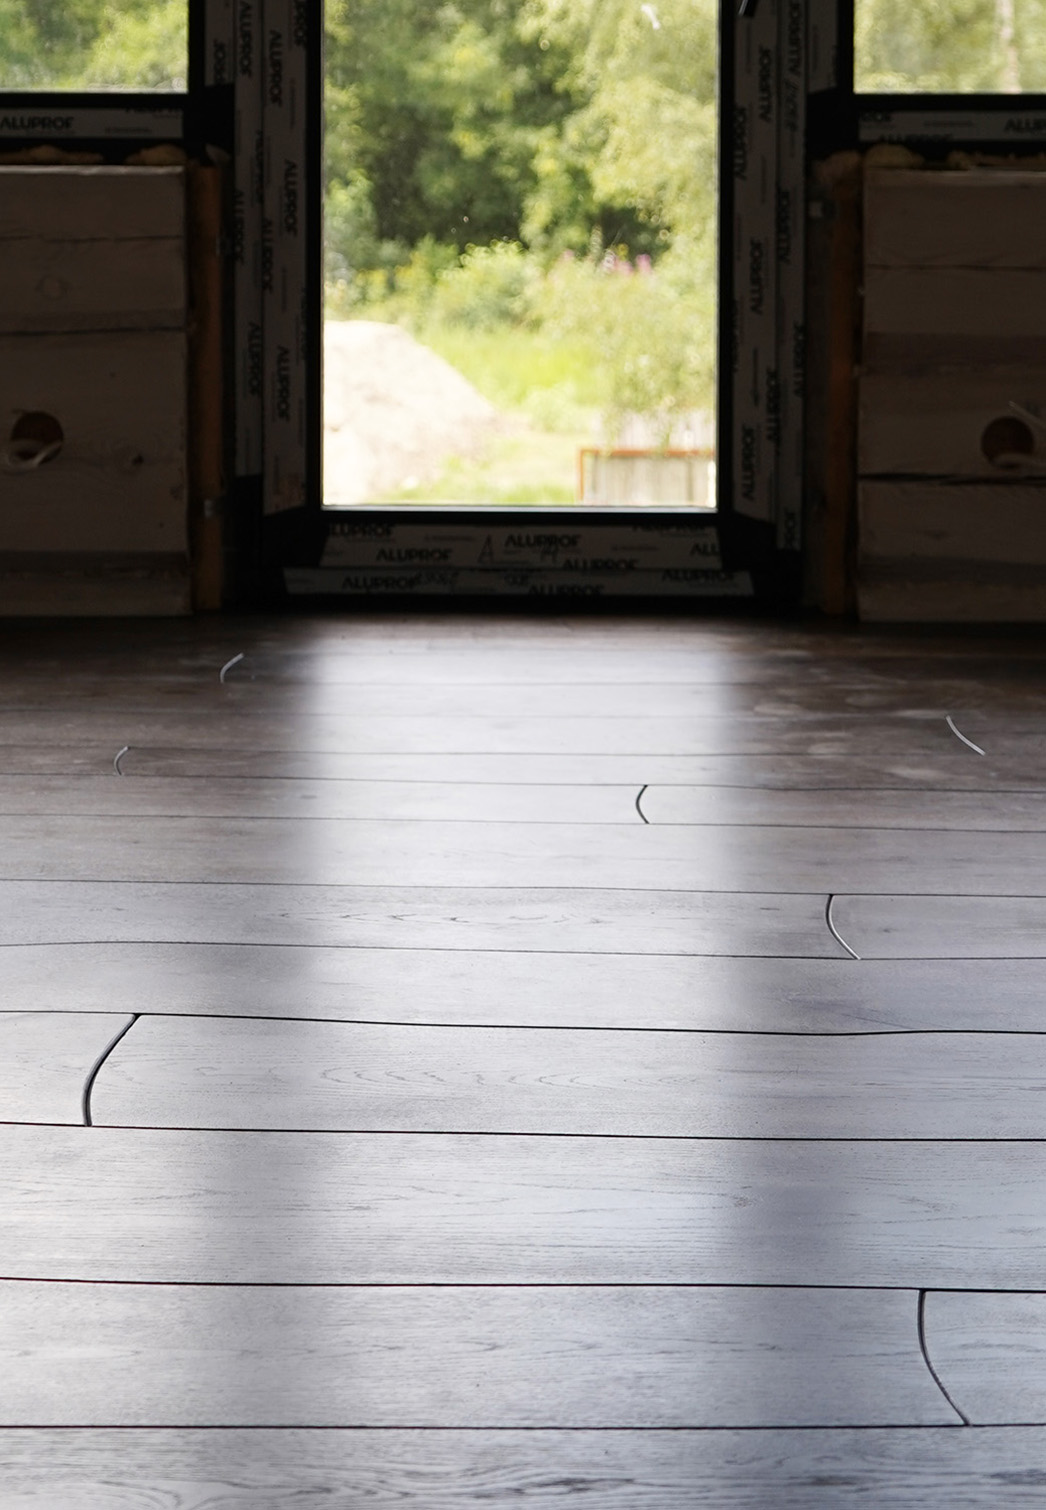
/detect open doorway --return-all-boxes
[321,0,718,512]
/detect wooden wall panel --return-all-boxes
[0,238,185,334]
[859,483,1046,565]
[0,332,187,553]
[864,169,1046,269]
[864,270,1046,340]
[858,167,1046,622]
[858,370,1046,478]
[0,167,184,241]
[0,166,190,614]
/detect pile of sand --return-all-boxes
[323,319,505,504]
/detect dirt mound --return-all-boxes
[324,319,504,504]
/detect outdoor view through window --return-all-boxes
[324,0,718,508]
[856,0,1046,90]
[0,2,187,90]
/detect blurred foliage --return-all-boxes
[856,0,1046,90]
[324,0,718,434]
[0,0,186,90]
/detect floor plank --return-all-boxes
[5,1126,1046,1287]
[3,816,1046,893]
[93,1018,1046,1138]
[6,676,1041,719]
[3,614,1045,1487]
[0,707,1036,758]
[644,784,1046,831]
[0,882,830,955]
[0,1282,946,1427]
[0,1426,1041,1508]
[16,743,1032,791]
[925,1291,1046,1425]
[834,895,1046,958]
[0,1012,130,1125]
[0,776,634,824]
[10,944,1046,1030]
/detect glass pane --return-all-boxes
[0,1,188,92]
[855,0,1046,92]
[323,0,718,510]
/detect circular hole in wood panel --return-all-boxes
[981,415,1034,467]
[7,410,64,467]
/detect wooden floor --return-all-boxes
[3,613,1046,1504]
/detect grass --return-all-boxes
[415,321,601,420]
[354,304,604,504]
[387,426,587,505]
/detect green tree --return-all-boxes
[856,0,1046,91]
[0,0,186,91]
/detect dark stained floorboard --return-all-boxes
[0,1427,1040,1508]
[9,944,1046,1030]
[93,1017,1046,1139]
[0,881,831,954]
[2,614,1043,1497]
[0,775,635,823]
[834,894,1046,957]
[924,1291,1046,1426]
[0,1012,131,1125]
[5,1126,1046,1289]
[2,816,1046,893]
[0,1282,947,1427]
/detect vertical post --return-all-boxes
[204,0,235,85]
[262,0,309,514]
[234,0,264,482]
[775,0,805,551]
[187,163,226,609]
[731,0,780,525]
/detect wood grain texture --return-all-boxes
[643,784,1046,830]
[0,559,191,619]
[0,331,187,554]
[0,881,831,955]
[863,269,1046,339]
[186,163,224,614]
[3,613,1046,1473]
[94,1017,1046,1139]
[925,1291,1046,1425]
[4,706,1018,757]
[10,942,1046,1031]
[864,168,1046,270]
[0,1012,130,1124]
[857,571,1046,626]
[832,895,1046,959]
[95,744,1046,794]
[0,167,185,241]
[0,1426,1042,1508]
[859,484,1046,567]
[0,237,186,334]
[3,614,1043,665]
[3,815,1046,894]
[5,673,1046,717]
[0,1282,945,1428]
[858,370,1046,479]
[112,746,1046,790]
[5,1125,1046,1288]
[0,775,633,823]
